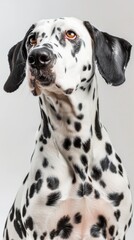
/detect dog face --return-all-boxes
[25,18,93,95]
[4,17,132,95]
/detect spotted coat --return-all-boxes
[3,17,133,240]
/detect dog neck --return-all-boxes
[34,76,103,182]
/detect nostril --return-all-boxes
[39,54,50,64]
[28,55,35,65]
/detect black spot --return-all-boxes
[82,139,90,153]
[88,64,91,70]
[39,97,43,105]
[35,169,42,181]
[108,192,124,206]
[90,125,93,136]
[109,162,117,173]
[25,216,34,230]
[14,209,26,238]
[116,230,119,236]
[26,190,29,207]
[118,164,123,174]
[50,229,57,239]
[72,174,76,184]
[130,204,132,213]
[73,164,86,180]
[128,216,132,227]
[97,215,107,229]
[65,88,73,94]
[77,114,84,120]
[63,138,71,150]
[55,35,59,42]
[40,234,45,240]
[36,179,43,193]
[78,103,83,111]
[66,118,71,124]
[50,104,56,112]
[91,166,102,181]
[23,173,29,184]
[42,158,49,168]
[14,219,23,239]
[95,110,102,140]
[115,153,122,163]
[93,88,95,100]
[74,212,82,224]
[10,203,15,221]
[105,143,112,155]
[83,65,87,71]
[80,154,88,166]
[42,32,45,38]
[73,137,81,148]
[114,210,121,221]
[29,183,36,198]
[124,225,127,232]
[80,86,86,91]
[40,146,44,152]
[71,39,82,57]
[6,229,9,240]
[68,156,72,161]
[47,177,59,190]
[100,157,110,171]
[3,219,8,238]
[22,205,26,217]
[99,180,106,188]
[57,215,73,239]
[40,109,51,139]
[51,27,56,36]
[46,192,61,206]
[39,135,47,144]
[77,183,84,197]
[74,122,81,132]
[94,189,100,199]
[102,228,107,238]
[84,182,93,195]
[109,225,115,236]
[33,231,37,240]
[77,182,92,197]
[85,166,88,173]
[81,78,86,82]
[57,27,61,31]
[90,224,100,238]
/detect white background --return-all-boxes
[0,0,133,238]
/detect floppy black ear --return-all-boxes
[4,24,35,92]
[84,21,132,86]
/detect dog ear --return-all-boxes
[84,21,132,86]
[4,24,35,92]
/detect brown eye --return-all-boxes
[65,30,77,40]
[28,34,37,46]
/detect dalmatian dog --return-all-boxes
[3,17,133,240]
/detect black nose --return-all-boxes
[28,48,51,68]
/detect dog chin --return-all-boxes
[29,74,55,96]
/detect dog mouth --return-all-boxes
[29,68,56,96]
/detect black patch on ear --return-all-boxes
[84,21,132,86]
[4,24,35,92]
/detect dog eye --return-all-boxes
[28,34,37,46]
[65,30,77,40]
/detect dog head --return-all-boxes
[4,17,132,96]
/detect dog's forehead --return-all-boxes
[33,17,89,37]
